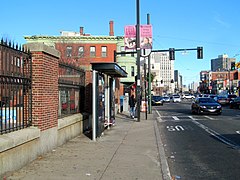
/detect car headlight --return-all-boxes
[217,105,221,108]
[200,105,206,108]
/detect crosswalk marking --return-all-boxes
[204,116,214,120]
[172,116,180,121]
[189,116,197,120]
[156,115,216,122]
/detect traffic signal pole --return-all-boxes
[136,0,141,122]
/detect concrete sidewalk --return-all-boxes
[5,113,164,180]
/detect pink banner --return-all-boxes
[124,25,136,50]
[124,24,153,50]
[140,25,152,49]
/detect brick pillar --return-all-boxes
[25,43,60,131]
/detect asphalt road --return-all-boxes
[153,100,240,180]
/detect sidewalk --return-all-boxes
[5,112,163,180]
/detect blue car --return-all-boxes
[152,96,164,106]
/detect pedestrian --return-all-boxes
[129,94,136,119]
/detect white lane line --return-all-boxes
[156,110,162,117]
[172,116,180,121]
[204,116,214,120]
[189,116,197,120]
[191,119,240,149]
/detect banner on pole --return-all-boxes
[140,25,152,50]
[124,25,153,50]
[124,25,136,50]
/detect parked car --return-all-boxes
[227,94,237,103]
[191,97,222,115]
[229,97,240,109]
[163,96,170,103]
[182,94,195,99]
[152,96,164,106]
[172,95,181,103]
[213,95,229,105]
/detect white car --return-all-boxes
[163,96,170,103]
[172,95,181,102]
[182,94,195,99]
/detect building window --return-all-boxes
[90,46,96,57]
[131,66,134,76]
[121,66,126,71]
[101,46,107,57]
[78,46,84,57]
[66,46,72,57]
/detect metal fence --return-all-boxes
[0,39,32,134]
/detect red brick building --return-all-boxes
[25,21,125,113]
[210,70,239,94]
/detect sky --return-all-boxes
[1,0,240,85]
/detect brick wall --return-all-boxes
[27,43,60,131]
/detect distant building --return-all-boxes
[174,70,182,94]
[211,54,236,71]
[150,52,174,94]
[210,70,239,94]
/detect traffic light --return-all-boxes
[231,62,235,70]
[169,48,175,60]
[197,47,203,59]
[171,79,174,83]
[160,80,163,84]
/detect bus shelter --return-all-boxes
[91,62,127,141]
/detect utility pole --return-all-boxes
[144,57,147,119]
[147,13,152,114]
[136,0,141,122]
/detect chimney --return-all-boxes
[80,27,84,35]
[109,21,114,36]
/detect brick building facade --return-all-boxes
[25,21,125,113]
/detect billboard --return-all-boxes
[124,25,152,50]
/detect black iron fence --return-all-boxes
[0,39,32,134]
[58,62,85,118]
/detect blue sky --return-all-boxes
[1,0,240,85]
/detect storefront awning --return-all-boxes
[91,62,128,77]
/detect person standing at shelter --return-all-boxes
[129,94,136,119]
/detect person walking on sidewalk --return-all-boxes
[129,94,136,119]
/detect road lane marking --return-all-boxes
[204,116,214,120]
[166,125,185,132]
[189,116,197,120]
[191,119,240,149]
[172,116,180,121]
[156,110,161,117]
